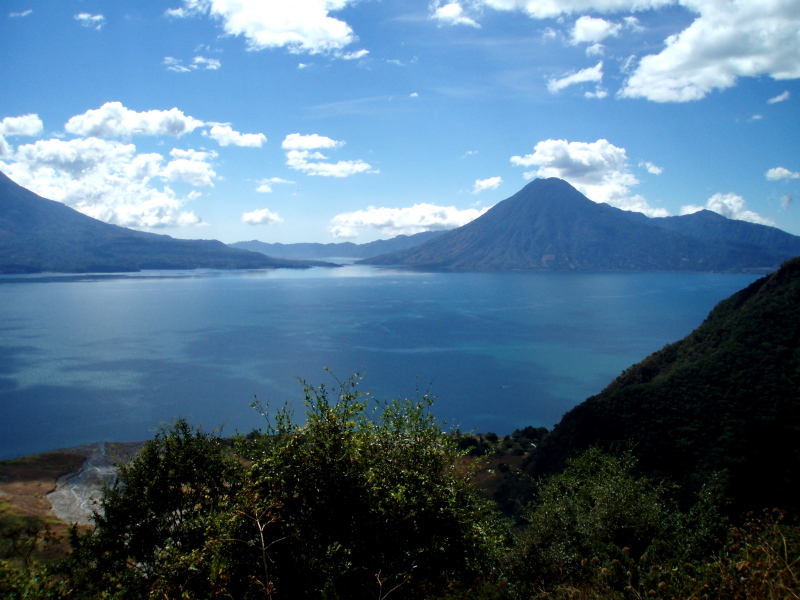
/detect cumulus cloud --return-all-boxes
[168,0,358,54]
[206,124,266,147]
[281,133,376,178]
[510,138,668,217]
[160,148,218,187]
[0,114,43,137]
[242,207,283,225]
[329,203,489,238]
[619,0,800,102]
[1,136,210,228]
[9,9,33,17]
[680,193,774,225]
[75,13,105,30]
[65,102,204,138]
[768,91,790,104]
[571,16,621,45]
[472,176,502,194]
[431,2,480,28]
[281,133,342,151]
[459,0,799,102]
[766,167,800,181]
[547,62,604,94]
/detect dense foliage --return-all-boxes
[531,256,800,514]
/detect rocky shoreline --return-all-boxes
[46,442,144,525]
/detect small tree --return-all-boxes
[517,447,671,585]
[229,373,505,599]
[69,419,244,598]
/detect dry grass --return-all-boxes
[0,451,88,560]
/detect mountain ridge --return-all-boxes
[0,171,331,274]
[361,178,799,272]
[230,230,445,261]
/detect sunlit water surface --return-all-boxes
[0,266,760,459]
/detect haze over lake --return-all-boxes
[0,266,759,460]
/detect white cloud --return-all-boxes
[623,15,644,32]
[285,150,375,177]
[431,2,480,28]
[75,13,105,30]
[766,167,800,181]
[280,133,376,177]
[206,124,266,147]
[161,148,218,187]
[0,114,43,137]
[329,203,489,238]
[193,56,221,70]
[9,9,33,17]
[281,133,342,151]
[510,138,668,217]
[571,16,621,45]
[640,161,663,175]
[164,57,192,73]
[547,61,604,94]
[242,208,283,225]
[781,195,792,209]
[255,177,294,193]
[768,91,790,104]
[680,192,774,225]
[166,56,221,72]
[620,0,800,102]
[472,176,502,194]
[0,137,11,158]
[463,0,799,102]
[585,43,605,56]
[2,136,210,228]
[476,0,672,20]
[338,49,369,60]
[170,0,357,54]
[65,102,204,138]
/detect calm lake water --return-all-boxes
[0,266,760,460]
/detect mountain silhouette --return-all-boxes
[230,230,445,261]
[361,178,798,272]
[0,171,328,274]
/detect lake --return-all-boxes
[0,266,760,460]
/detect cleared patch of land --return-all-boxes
[0,442,142,561]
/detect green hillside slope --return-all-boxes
[530,257,800,513]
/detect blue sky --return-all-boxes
[1,0,798,243]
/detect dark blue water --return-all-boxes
[0,266,760,459]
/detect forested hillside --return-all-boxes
[530,256,800,514]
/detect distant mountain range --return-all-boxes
[0,172,331,274]
[230,230,445,261]
[529,255,800,514]
[362,178,800,272]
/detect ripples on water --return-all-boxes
[0,266,760,459]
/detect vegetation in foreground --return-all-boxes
[1,374,798,599]
[2,258,799,597]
